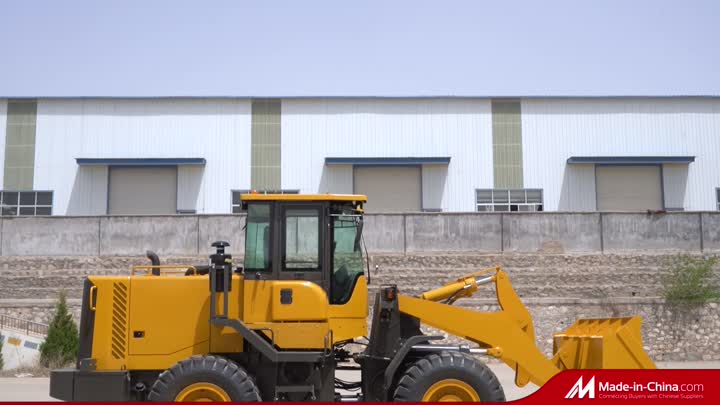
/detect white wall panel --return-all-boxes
[282,99,493,211]
[0,99,6,190]
[557,164,596,211]
[422,164,448,210]
[522,98,720,211]
[34,99,251,214]
[66,165,108,215]
[663,164,689,210]
[177,165,205,212]
[319,165,353,194]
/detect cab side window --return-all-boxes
[331,215,364,304]
[283,208,321,271]
[244,204,272,271]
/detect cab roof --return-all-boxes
[240,193,367,203]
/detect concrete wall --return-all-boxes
[602,213,703,253]
[404,213,501,253]
[2,217,100,256]
[502,213,601,253]
[99,216,199,256]
[362,214,405,253]
[702,212,720,252]
[0,212,717,256]
[0,215,247,257]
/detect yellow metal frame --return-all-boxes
[175,382,231,402]
[402,266,655,388]
[240,193,367,202]
[422,379,481,402]
[131,265,198,276]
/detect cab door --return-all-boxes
[277,203,326,291]
[243,201,330,326]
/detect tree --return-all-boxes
[39,292,78,367]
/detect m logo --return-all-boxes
[565,376,595,399]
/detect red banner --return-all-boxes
[1,370,717,404]
[515,369,719,404]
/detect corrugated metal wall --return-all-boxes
[521,98,720,211]
[281,98,493,211]
[0,97,715,214]
[662,164,690,210]
[34,99,251,215]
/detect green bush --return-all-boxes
[0,333,4,370]
[39,292,79,367]
[664,255,720,305]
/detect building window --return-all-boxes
[716,188,720,211]
[476,189,543,212]
[231,189,299,213]
[0,191,53,216]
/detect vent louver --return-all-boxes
[111,282,128,360]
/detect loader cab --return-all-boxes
[240,193,367,304]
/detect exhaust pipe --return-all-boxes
[146,250,160,276]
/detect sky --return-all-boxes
[0,0,718,97]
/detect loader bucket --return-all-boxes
[552,316,656,370]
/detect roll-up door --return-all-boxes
[354,166,421,212]
[108,167,177,214]
[595,165,662,211]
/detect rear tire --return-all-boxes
[393,352,506,402]
[147,355,261,402]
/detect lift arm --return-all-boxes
[400,267,559,387]
[399,266,655,387]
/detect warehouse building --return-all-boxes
[0,97,718,215]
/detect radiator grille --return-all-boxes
[111,282,128,360]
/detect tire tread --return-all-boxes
[393,352,505,402]
[147,355,261,402]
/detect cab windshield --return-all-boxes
[331,214,364,304]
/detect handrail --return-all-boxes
[0,314,49,337]
[131,265,198,276]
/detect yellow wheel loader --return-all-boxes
[49,194,655,402]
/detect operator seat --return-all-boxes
[332,264,350,304]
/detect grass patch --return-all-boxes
[664,255,720,305]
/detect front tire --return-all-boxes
[147,355,261,402]
[393,352,506,402]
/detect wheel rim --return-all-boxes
[422,379,481,402]
[175,382,231,402]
